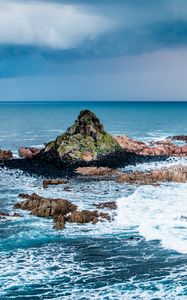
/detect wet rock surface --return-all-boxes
[15,193,77,217]
[169,135,187,142]
[14,193,111,229]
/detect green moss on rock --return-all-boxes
[44,110,121,161]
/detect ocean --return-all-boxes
[0,101,187,299]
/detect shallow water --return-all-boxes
[0,101,187,299]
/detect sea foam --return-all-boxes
[116,182,187,254]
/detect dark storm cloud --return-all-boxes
[1,0,187,77]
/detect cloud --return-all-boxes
[0,0,118,49]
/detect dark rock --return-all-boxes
[0,211,21,218]
[94,201,117,210]
[169,135,187,142]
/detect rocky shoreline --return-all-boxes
[0,110,186,230]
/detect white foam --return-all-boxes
[116,183,187,254]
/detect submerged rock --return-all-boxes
[118,165,187,184]
[42,110,121,162]
[18,147,41,158]
[169,135,187,143]
[0,149,13,160]
[43,179,67,189]
[94,201,117,210]
[0,211,21,218]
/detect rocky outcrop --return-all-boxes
[94,201,117,210]
[0,149,13,160]
[43,179,67,189]
[15,193,77,217]
[118,165,187,184]
[18,147,41,158]
[42,110,121,162]
[14,193,111,230]
[115,135,187,157]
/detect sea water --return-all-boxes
[0,101,187,299]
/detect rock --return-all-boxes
[169,135,187,143]
[18,147,41,158]
[94,201,117,210]
[15,193,77,217]
[115,135,187,157]
[118,165,187,184]
[53,215,67,229]
[75,167,118,176]
[43,110,121,161]
[67,210,110,224]
[43,179,67,188]
[0,149,13,160]
[0,211,21,218]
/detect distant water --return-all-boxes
[0,101,187,299]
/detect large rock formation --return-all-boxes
[14,193,111,229]
[15,193,77,217]
[43,110,121,162]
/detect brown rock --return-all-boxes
[67,210,110,224]
[0,149,13,160]
[18,147,41,158]
[43,179,67,189]
[15,193,77,217]
[75,167,118,176]
[53,215,67,230]
[118,166,187,184]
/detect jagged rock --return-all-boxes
[115,135,187,157]
[67,210,110,224]
[0,149,13,160]
[15,193,77,217]
[53,215,67,229]
[94,201,117,210]
[0,211,21,218]
[43,110,121,161]
[18,147,41,158]
[43,179,67,189]
[118,165,187,184]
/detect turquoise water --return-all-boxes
[0,101,187,299]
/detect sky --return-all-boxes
[0,0,187,101]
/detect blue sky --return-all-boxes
[0,0,187,100]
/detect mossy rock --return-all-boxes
[44,110,121,161]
